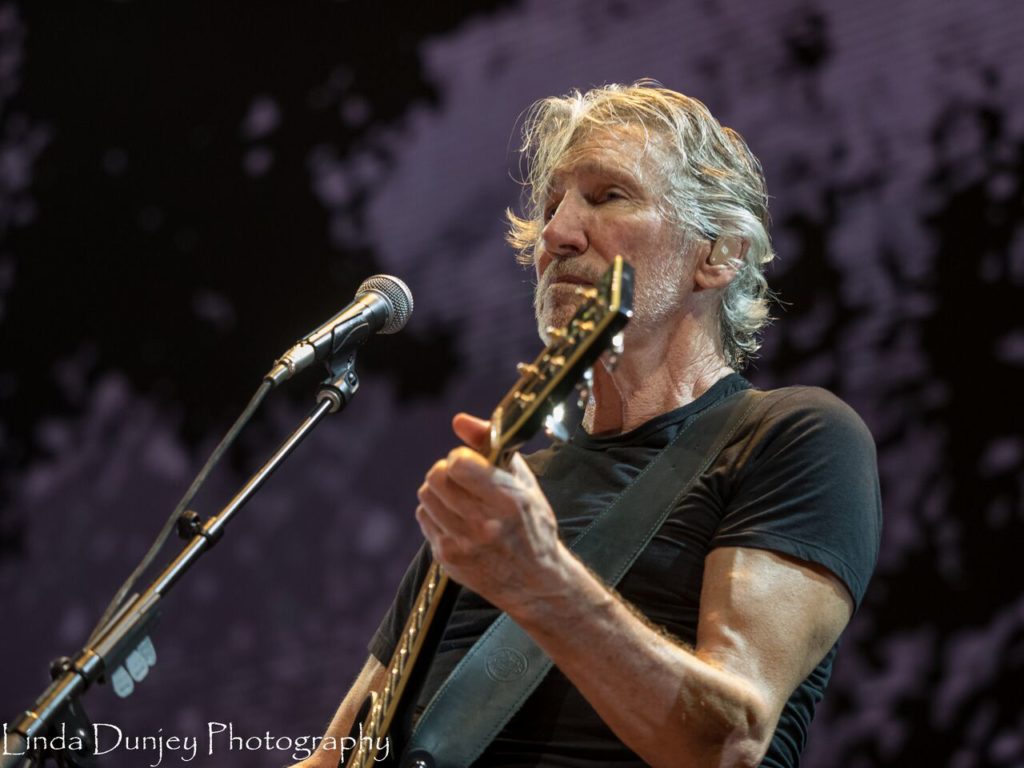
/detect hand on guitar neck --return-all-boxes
[289,411,555,768]
[415,412,572,620]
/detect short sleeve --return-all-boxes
[711,387,882,609]
[368,542,432,664]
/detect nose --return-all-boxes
[537,191,588,275]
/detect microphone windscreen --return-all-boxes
[357,274,414,334]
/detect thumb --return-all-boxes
[452,412,491,453]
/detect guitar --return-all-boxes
[346,255,634,768]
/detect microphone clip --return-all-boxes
[316,350,360,413]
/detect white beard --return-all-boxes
[534,253,690,343]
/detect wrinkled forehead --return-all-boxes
[541,123,672,196]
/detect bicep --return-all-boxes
[695,546,853,722]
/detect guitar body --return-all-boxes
[345,257,634,768]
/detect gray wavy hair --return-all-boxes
[506,81,776,369]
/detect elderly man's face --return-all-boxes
[533,127,696,340]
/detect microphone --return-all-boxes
[266,274,413,386]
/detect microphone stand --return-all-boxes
[1,355,361,768]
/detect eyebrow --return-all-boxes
[547,160,645,195]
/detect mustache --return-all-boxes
[536,262,603,292]
[533,261,604,317]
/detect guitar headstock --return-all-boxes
[487,255,634,466]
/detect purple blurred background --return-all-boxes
[1,1,1022,766]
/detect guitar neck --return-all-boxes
[348,256,633,767]
[349,443,510,767]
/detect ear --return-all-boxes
[695,235,746,290]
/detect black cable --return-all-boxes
[86,378,274,645]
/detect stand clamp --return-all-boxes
[316,350,360,413]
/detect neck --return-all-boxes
[582,312,734,435]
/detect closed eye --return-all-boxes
[597,188,627,203]
[543,197,562,221]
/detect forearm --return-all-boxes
[416,442,809,766]
[302,656,385,768]
[504,547,774,768]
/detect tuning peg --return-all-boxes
[544,403,570,444]
[125,647,150,683]
[545,326,567,340]
[573,286,599,300]
[605,331,625,372]
[516,362,539,376]
[573,319,595,333]
[111,635,158,698]
[576,367,594,409]
[111,665,135,698]
[137,636,157,665]
[611,331,624,356]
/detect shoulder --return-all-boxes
[715,386,883,609]
[754,385,867,423]
[744,386,876,457]
[724,385,881,519]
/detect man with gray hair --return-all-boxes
[302,82,881,768]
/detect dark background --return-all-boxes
[1,1,1022,766]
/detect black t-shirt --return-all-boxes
[370,374,882,767]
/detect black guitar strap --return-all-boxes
[402,387,762,768]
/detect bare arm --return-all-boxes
[416,415,854,767]
[295,655,386,768]
[504,545,852,766]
